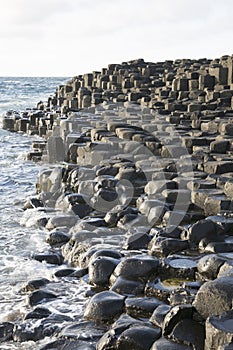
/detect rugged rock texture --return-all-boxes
[3,55,233,349]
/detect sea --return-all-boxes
[0,77,90,349]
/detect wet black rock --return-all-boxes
[197,254,225,279]
[27,290,57,307]
[25,306,52,320]
[151,337,193,349]
[153,225,183,239]
[168,318,205,350]
[149,236,189,257]
[96,329,118,350]
[125,296,164,318]
[185,218,224,245]
[59,321,106,342]
[116,325,161,350]
[110,276,145,296]
[24,197,44,210]
[23,278,50,292]
[46,230,70,246]
[54,267,77,277]
[0,322,14,342]
[204,241,233,254]
[13,321,44,341]
[149,303,172,327]
[91,249,122,260]
[111,255,160,281]
[161,257,197,280]
[33,252,64,265]
[162,304,194,336]
[84,291,125,323]
[96,314,148,350]
[40,339,96,350]
[69,267,88,278]
[89,256,120,286]
[124,232,152,250]
[76,247,122,270]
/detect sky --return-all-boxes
[0,0,232,76]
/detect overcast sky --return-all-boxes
[0,0,232,76]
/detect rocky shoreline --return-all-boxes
[2,56,233,349]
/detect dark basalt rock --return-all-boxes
[149,236,189,257]
[111,255,160,281]
[13,321,44,342]
[24,306,52,320]
[46,230,70,246]
[116,325,161,350]
[204,241,233,254]
[151,337,193,349]
[0,322,14,342]
[125,296,164,318]
[206,215,233,234]
[27,290,57,307]
[110,276,145,296]
[168,319,205,350]
[89,256,120,286]
[24,197,44,209]
[185,218,224,244]
[84,291,125,323]
[104,210,119,227]
[161,257,197,280]
[193,276,233,319]
[112,313,148,333]
[124,232,152,250]
[149,304,172,327]
[54,268,77,277]
[152,225,183,239]
[96,314,146,350]
[22,278,50,292]
[70,203,93,218]
[75,248,122,270]
[59,321,106,342]
[33,252,64,265]
[40,339,96,350]
[90,249,122,260]
[117,213,139,226]
[205,310,233,349]
[197,254,225,280]
[162,304,194,336]
[96,329,118,350]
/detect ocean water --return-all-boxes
[0,77,68,114]
[0,77,90,349]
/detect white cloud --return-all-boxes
[0,0,232,76]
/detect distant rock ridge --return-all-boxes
[40,55,233,113]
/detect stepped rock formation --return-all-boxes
[2,55,233,349]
